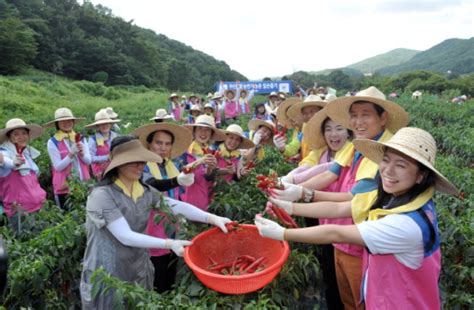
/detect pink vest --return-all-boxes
[2,170,46,217]
[224,100,239,119]
[217,156,239,182]
[90,136,111,179]
[182,153,213,211]
[214,103,222,125]
[51,138,91,195]
[330,159,364,257]
[172,105,181,121]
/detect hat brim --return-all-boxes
[302,109,331,150]
[132,123,193,159]
[353,139,458,195]
[276,97,303,128]
[85,119,121,128]
[326,96,409,133]
[222,131,255,149]
[150,116,174,121]
[0,124,44,143]
[248,119,275,146]
[287,101,326,121]
[43,117,85,128]
[184,123,227,142]
[103,140,162,177]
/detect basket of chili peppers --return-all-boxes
[184,223,290,294]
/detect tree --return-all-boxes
[0,17,37,74]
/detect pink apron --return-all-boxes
[91,137,111,179]
[217,156,239,182]
[182,153,213,211]
[224,100,239,119]
[2,170,46,217]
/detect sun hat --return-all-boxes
[132,123,193,159]
[276,97,303,128]
[150,109,174,121]
[326,86,409,133]
[169,93,179,100]
[248,119,275,134]
[268,91,278,99]
[353,127,458,195]
[302,108,337,150]
[189,104,202,113]
[43,108,85,128]
[85,109,121,128]
[181,95,187,99]
[204,103,215,111]
[211,92,222,100]
[287,95,329,121]
[103,138,162,177]
[207,92,213,98]
[222,124,255,149]
[278,92,287,100]
[105,107,118,119]
[184,114,227,141]
[0,118,44,143]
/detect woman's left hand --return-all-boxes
[207,214,232,233]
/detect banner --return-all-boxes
[217,80,293,94]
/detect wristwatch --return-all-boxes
[302,188,315,202]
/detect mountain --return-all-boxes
[309,67,364,77]
[0,1,246,92]
[378,38,474,75]
[347,48,420,74]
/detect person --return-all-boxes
[167,93,182,121]
[203,103,216,119]
[44,108,91,209]
[222,88,241,122]
[215,124,255,182]
[150,109,174,123]
[257,127,459,310]
[187,105,202,124]
[273,97,303,159]
[265,92,280,113]
[0,118,46,226]
[272,86,409,310]
[251,102,272,121]
[86,109,120,180]
[239,88,255,114]
[244,119,275,161]
[80,136,231,308]
[209,92,223,128]
[182,115,227,211]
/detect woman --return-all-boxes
[244,119,275,161]
[150,109,174,123]
[258,127,458,309]
[216,124,255,182]
[273,97,303,158]
[44,108,91,209]
[239,88,255,114]
[80,135,230,308]
[187,105,202,124]
[167,93,181,121]
[86,109,120,180]
[251,102,272,121]
[0,118,46,223]
[182,115,226,211]
[222,88,241,122]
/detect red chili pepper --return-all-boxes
[181,166,197,174]
[245,161,256,169]
[243,257,265,273]
[225,221,240,232]
[15,143,25,156]
[75,133,82,143]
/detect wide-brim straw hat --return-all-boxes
[169,93,179,100]
[302,108,333,150]
[222,124,255,149]
[353,127,458,195]
[105,107,118,119]
[276,97,303,128]
[287,95,328,121]
[103,139,162,177]
[268,91,278,99]
[43,108,85,128]
[132,123,193,159]
[211,92,222,100]
[326,86,409,133]
[150,108,174,121]
[85,109,121,128]
[189,105,202,113]
[184,114,226,141]
[248,119,275,145]
[0,118,44,143]
[204,103,215,111]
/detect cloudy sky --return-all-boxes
[90,0,472,80]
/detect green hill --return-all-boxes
[0,1,246,92]
[308,67,364,77]
[378,38,474,75]
[347,48,420,74]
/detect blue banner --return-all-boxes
[217,80,293,94]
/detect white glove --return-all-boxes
[164,239,193,257]
[207,214,232,233]
[254,215,285,241]
[269,197,294,215]
[252,131,262,145]
[271,183,303,202]
[273,135,286,151]
[280,175,294,185]
[70,143,80,155]
[177,172,195,187]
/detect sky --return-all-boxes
[89,0,473,80]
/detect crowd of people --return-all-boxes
[0,84,458,309]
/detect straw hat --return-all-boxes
[287,95,328,121]
[43,108,85,128]
[268,92,278,99]
[0,118,44,143]
[169,93,179,100]
[132,123,193,159]
[181,95,187,99]
[85,109,121,128]
[105,107,118,119]
[204,103,215,111]
[276,97,303,128]
[211,92,222,100]
[150,109,174,121]
[301,109,329,150]
[353,127,458,195]
[326,86,409,133]
[248,119,275,134]
[184,114,226,141]
[103,139,162,177]
[189,105,202,113]
[222,124,255,149]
